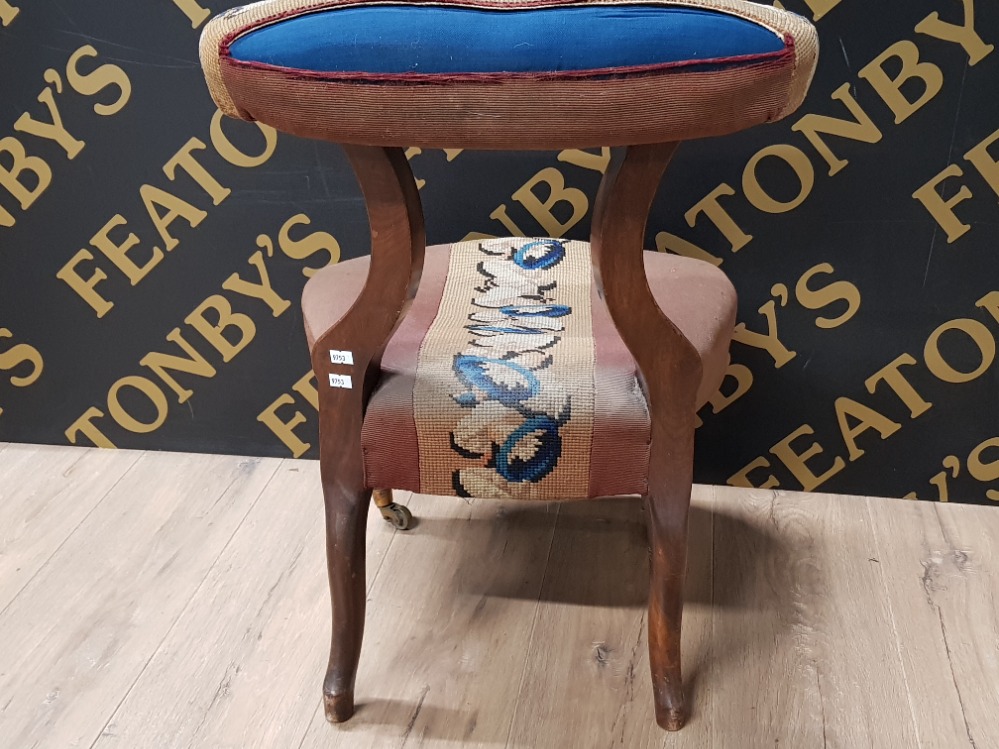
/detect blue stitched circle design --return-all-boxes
[513,240,566,270]
[500,304,572,318]
[453,355,540,404]
[466,325,548,336]
[495,414,562,483]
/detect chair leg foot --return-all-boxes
[650,661,687,731]
[321,478,370,728]
[644,487,691,732]
[654,688,687,731]
[323,689,355,723]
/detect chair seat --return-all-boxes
[200,0,818,149]
[303,239,736,500]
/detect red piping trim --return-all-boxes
[221,47,792,85]
[784,32,795,58]
[218,0,793,56]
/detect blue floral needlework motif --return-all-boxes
[448,239,574,496]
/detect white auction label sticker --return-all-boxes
[329,374,353,389]
[329,349,354,365]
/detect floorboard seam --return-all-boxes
[365,493,402,595]
[85,456,283,749]
[294,701,322,749]
[864,498,925,749]
[502,502,560,749]
[930,503,979,749]
[0,450,146,620]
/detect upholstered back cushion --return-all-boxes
[227,6,786,74]
[201,0,819,149]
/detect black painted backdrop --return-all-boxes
[2,0,998,504]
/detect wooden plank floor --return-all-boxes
[0,444,996,748]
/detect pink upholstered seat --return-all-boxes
[303,240,736,500]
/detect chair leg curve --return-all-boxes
[322,477,370,722]
[644,484,691,731]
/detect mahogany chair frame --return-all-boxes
[309,140,703,731]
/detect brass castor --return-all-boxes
[372,488,413,530]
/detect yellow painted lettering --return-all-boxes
[107,376,169,434]
[865,354,933,418]
[912,164,973,243]
[924,318,996,383]
[512,167,588,237]
[770,424,846,492]
[164,138,232,205]
[685,184,753,253]
[859,40,944,124]
[66,45,132,116]
[185,294,257,362]
[65,407,117,448]
[14,85,85,159]
[90,214,162,284]
[743,145,815,214]
[835,397,902,461]
[915,0,994,65]
[56,249,114,317]
[221,250,291,316]
[732,300,797,367]
[258,394,311,458]
[140,328,217,403]
[791,83,883,176]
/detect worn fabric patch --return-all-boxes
[414,238,595,500]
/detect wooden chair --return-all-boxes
[200,0,818,731]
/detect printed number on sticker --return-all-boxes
[329,374,353,389]
[330,350,354,365]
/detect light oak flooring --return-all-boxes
[0,442,996,748]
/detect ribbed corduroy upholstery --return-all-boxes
[199,0,819,149]
[302,241,737,500]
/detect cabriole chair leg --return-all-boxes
[322,479,370,723]
[644,487,691,731]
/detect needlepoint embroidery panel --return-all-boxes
[414,238,596,500]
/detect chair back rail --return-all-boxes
[591,143,703,486]
[311,146,425,488]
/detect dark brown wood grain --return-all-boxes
[310,145,424,723]
[591,143,703,731]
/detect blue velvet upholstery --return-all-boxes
[228,5,786,75]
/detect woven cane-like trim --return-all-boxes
[413,238,595,500]
[202,1,342,118]
[201,0,817,123]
